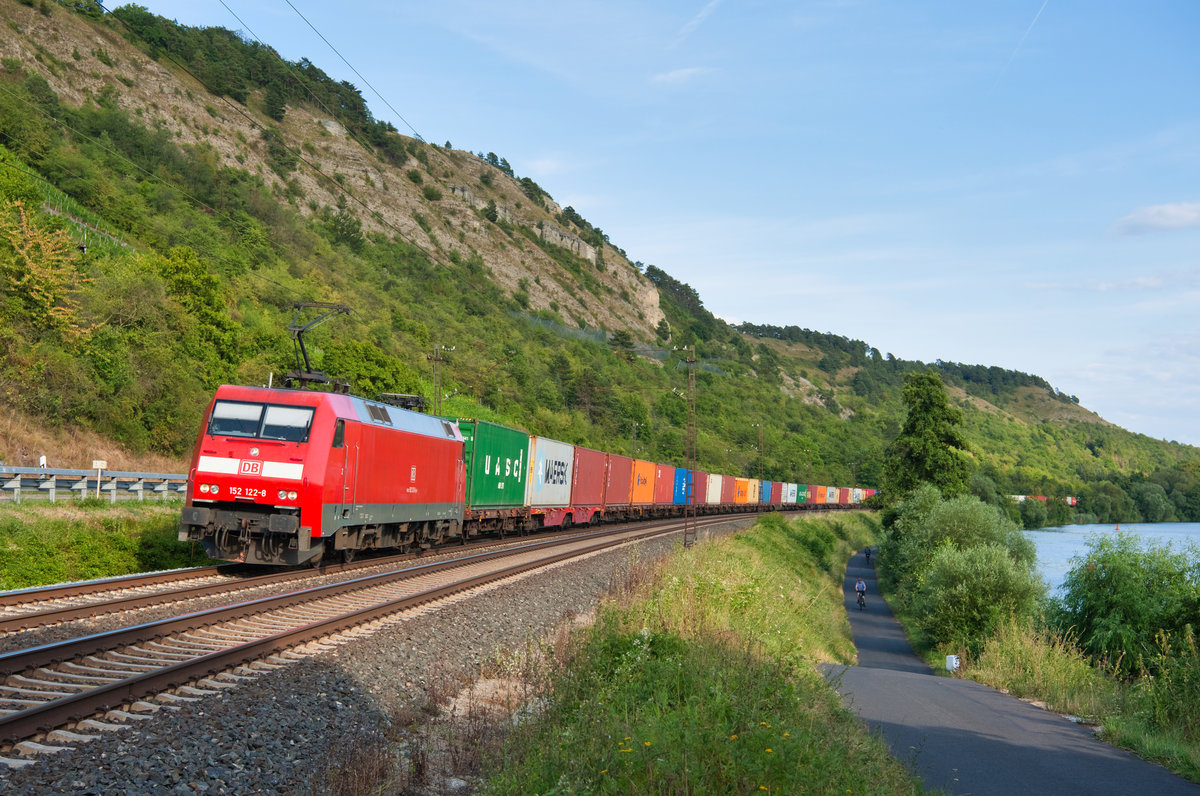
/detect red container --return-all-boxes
[809,485,824,504]
[571,446,607,506]
[720,475,735,505]
[689,470,708,504]
[631,460,656,505]
[838,487,851,505]
[605,455,633,507]
[771,482,783,504]
[654,464,675,505]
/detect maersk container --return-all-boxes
[526,436,574,508]
[654,464,676,505]
[631,459,656,505]
[572,446,607,507]
[606,454,633,507]
[720,475,736,505]
[672,468,690,505]
[706,473,723,505]
[458,419,529,510]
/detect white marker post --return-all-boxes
[92,460,107,500]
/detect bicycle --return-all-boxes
[856,590,866,611]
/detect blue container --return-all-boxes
[760,480,772,504]
[672,468,691,505]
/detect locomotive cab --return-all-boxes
[179,388,333,565]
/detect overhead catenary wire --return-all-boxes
[278,0,426,142]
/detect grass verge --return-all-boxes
[0,500,200,589]
[950,615,1200,782]
[482,511,924,794]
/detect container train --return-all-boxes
[178,384,875,566]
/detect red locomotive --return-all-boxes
[179,384,466,565]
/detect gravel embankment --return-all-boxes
[0,520,751,795]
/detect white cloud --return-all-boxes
[650,67,714,85]
[672,0,722,48]
[1114,202,1200,235]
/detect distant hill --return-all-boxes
[1,0,1198,524]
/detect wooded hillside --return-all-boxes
[2,0,1198,524]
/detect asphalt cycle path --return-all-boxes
[820,550,1200,795]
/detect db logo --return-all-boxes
[240,460,262,476]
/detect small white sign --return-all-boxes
[92,460,108,470]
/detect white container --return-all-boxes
[946,654,961,672]
[525,436,574,508]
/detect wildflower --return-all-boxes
[766,748,773,753]
[759,721,771,728]
[644,741,652,747]
[729,734,739,740]
[783,732,790,738]
[600,769,608,775]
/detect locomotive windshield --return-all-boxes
[208,400,315,442]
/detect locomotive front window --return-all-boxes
[209,401,264,438]
[208,401,314,442]
[261,405,314,442]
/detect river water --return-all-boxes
[1024,522,1200,594]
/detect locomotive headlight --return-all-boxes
[199,483,210,494]
[277,489,287,500]
[287,490,298,501]
[209,484,219,494]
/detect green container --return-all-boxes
[798,483,809,503]
[457,419,530,510]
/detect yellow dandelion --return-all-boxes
[624,737,631,741]
[600,769,608,775]
[760,721,771,728]
[620,749,633,754]
[729,734,739,741]
[644,741,652,747]
[766,748,773,753]
[783,732,790,738]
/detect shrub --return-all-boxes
[1052,532,1200,676]
[913,542,1041,655]
[421,185,442,201]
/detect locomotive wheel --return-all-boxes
[342,548,357,564]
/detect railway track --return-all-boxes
[0,525,619,635]
[0,515,733,766]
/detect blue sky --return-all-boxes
[137,1,1200,445]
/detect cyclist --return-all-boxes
[855,577,867,609]
[864,547,872,564]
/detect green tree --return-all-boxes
[883,371,969,498]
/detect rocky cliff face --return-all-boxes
[0,0,664,338]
